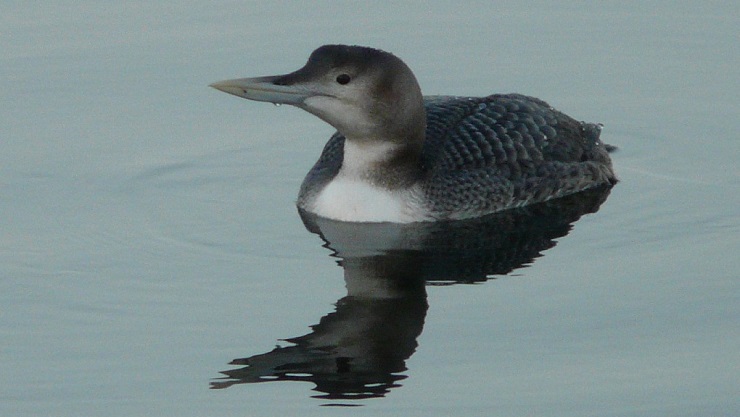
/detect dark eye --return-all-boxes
[336,74,351,85]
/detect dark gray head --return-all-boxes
[211,45,426,148]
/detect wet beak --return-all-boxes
[209,75,312,105]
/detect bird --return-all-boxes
[210,45,616,223]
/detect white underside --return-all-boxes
[309,177,424,223]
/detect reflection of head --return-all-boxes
[212,264,428,400]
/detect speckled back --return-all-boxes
[416,94,615,218]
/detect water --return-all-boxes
[2,1,738,416]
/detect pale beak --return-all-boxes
[209,75,313,106]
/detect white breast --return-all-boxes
[305,140,431,223]
[309,177,421,223]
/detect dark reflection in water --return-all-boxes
[211,186,612,403]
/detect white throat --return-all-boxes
[307,140,425,223]
[340,140,399,179]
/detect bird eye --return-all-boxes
[336,74,351,85]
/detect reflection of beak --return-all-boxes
[209,75,313,105]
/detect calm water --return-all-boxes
[2,1,738,416]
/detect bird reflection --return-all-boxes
[211,186,612,402]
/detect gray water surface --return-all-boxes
[2,1,738,416]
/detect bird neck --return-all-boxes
[340,138,423,190]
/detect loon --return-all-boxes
[211,45,616,223]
